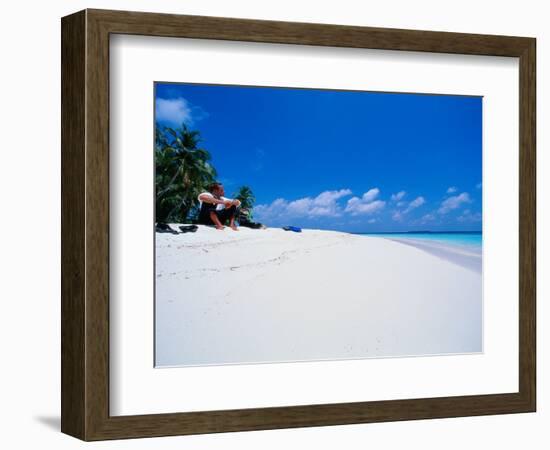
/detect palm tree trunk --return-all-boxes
[166,197,187,223]
[156,164,183,198]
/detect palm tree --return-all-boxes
[155,123,217,223]
[234,186,256,219]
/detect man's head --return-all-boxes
[208,182,224,197]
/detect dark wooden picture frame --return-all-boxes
[61,9,536,441]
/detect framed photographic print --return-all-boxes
[61,9,536,441]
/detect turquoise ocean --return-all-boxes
[356,232,482,272]
[358,232,482,248]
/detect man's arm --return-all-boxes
[223,197,241,207]
[218,196,241,208]
[198,193,226,205]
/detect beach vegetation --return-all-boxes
[234,185,256,217]
[155,123,217,223]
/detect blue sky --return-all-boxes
[155,82,482,232]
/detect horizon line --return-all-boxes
[352,230,482,234]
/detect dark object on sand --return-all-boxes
[283,226,302,233]
[238,209,265,229]
[156,223,178,234]
[179,225,198,233]
[240,221,264,229]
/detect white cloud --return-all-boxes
[368,218,377,224]
[457,209,482,223]
[447,186,458,194]
[156,97,193,125]
[438,192,472,214]
[392,211,403,222]
[254,198,287,219]
[362,188,380,203]
[345,188,386,216]
[255,189,352,220]
[314,189,353,206]
[404,196,425,213]
[391,191,406,202]
[391,196,426,221]
[419,213,436,224]
[346,199,385,215]
[155,97,208,126]
[286,197,312,216]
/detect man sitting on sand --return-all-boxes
[197,183,241,231]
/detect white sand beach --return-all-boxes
[155,226,482,367]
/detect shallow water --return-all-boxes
[358,232,482,273]
[359,232,481,247]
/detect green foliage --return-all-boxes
[155,123,217,223]
[155,123,259,225]
[234,186,256,218]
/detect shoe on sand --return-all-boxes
[156,223,178,234]
[179,225,198,233]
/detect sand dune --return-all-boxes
[155,226,482,367]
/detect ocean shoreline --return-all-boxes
[380,237,481,273]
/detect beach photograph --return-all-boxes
[154,82,483,368]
